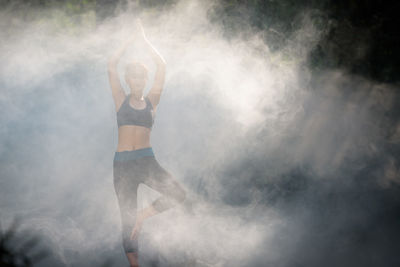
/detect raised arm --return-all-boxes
[137,20,166,109]
[108,39,133,112]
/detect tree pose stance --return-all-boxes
[108,19,186,267]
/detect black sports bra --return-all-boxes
[117,94,154,129]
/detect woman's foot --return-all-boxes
[127,252,139,267]
[130,210,145,241]
[129,205,159,241]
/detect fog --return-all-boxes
[1,0,399,266]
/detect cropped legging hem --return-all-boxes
[113,147,186,254]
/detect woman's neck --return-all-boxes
[129,93,145,109]
[130,93,143,101]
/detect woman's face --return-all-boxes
[125,66,148,95]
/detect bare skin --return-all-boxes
[108,19,166,267]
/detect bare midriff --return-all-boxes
[116,125,151,152]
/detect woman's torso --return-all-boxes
[116,94,155,152]
[117,127,151,151]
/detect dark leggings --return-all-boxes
[113,147,186,254]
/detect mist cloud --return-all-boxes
[1,0,399,266]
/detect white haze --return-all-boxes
[0,0,398,266]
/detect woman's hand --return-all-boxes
[117,19,145,46]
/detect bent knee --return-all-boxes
[174,186,186,204]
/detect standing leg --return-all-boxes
[113,160,141,266]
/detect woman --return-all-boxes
[108,19,186,267]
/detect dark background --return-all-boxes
[1,1,399,267]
